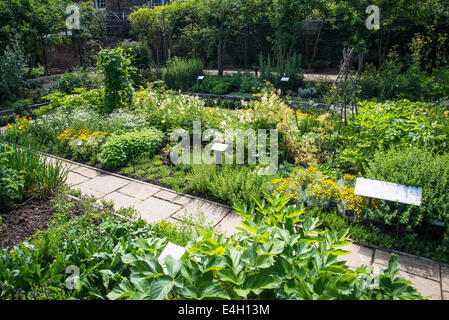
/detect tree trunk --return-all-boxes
[357,52,364,75]
[217,37,224,77]
[243,27,249,67]
[309,21,323,71]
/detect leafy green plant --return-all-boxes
[0,141,69,200]
[28,65,45,79]
[365,146,449,229]
[106,195,423,300]
[161,57,204,91]
[337,99,449,173]
[299,87,318,99]
[97,48,135,114]
[191,75,238,95]
[118,40,153,70]
[0,145,24,208]
[187,164,276,206]
[57,67,101,94]
[0,186,424,300]
[99,128,164,169]
[259,53,304,92]
[0,39,27,105]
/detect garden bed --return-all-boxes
[0,198,53,249]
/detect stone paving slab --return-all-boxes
[172,199,231,226]
[71,166,102,179]
[396,269,442,300]
[443,291,449,300]
[76,184,106,199]
[374,249,440,282]
[65,172,90,187]
[216,211,244,236]
[134,197,182,223]
[118,182,160,201]
[101,191,143,210]
[154,190,193,206]
[441,265,449,292]
[76,175,130,194]
[337,243,373,269]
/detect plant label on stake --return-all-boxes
[197,75,205,80]
[280,77,289,82]
[354,178,422,206]
[158,242,186,275]
[211,142,230,165]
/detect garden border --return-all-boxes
[44,150,449,271]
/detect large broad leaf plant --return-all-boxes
[106,195,424,300]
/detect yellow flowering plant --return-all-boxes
[5,116,33,142]
[57,128,108,161]
[271,166,377,223]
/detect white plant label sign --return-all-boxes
[280,77,289,82]
[354,178,422,206]
[211,142,230,152]
[158,242,186,275]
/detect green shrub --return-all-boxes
[187,164,274,206]
[57,67,101,94]
[0,145,24,208]
[191,75,237,95]
[28,65,45,79]
[239,72,265,93]
[364,146,449,229]
[99,128,164,169]
[0,142,69,199]
[0,39,27,105]
[97,47,135,114]
[337,99,449,173]
[298,87,318,98]
[161,57,203,91]
[118,40,152,70]
[359,60,449,101]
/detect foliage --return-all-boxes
[187,164,274,206]
[134,84,238,133]
[121,154,190,193]
[358,59,449,102]
[271,166,375,222]
[28,65,45,79]
[57,68,101,94]
[57,128,107,161]
[5,116,33,143]
[118,40,153,70]
[365,146,449,230]
[0,189,423,300]
[239,72,266,93]
[161,57,204,91]
[99,128,164,169]
[299,87,318,99]
[0,39,27,105]
[38,87,104,115]
[0,145,24,209]
[337,100,449,173]
[190,75,239,95]
[259,53,304,92]
[0,140,68,200]
[97,48,135,114]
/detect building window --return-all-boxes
[95,0,106,10]
[151,0,166,7]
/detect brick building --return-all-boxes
[92,0,171,14]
